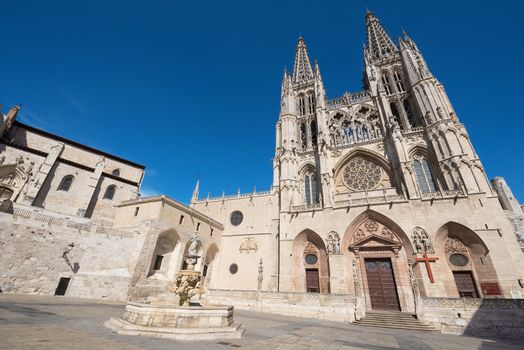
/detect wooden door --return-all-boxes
[306,268,320,293]
[364,258,401,311]
[453,271,478,298]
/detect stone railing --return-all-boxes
[291,203,321,212]
[420,297,524,338]
[420,189,464,200]
[205,289,356,322]
[330,137,384,150]
[326,91,371,109]
[193,190,273,203]
[333,188,407,209]
[0,200,130,236]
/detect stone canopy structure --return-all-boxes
[1,11,524,337]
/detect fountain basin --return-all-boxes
[105,302,244,341]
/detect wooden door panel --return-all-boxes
[365,258,401,311]
[306,269,320,293]
[453,271,478,298]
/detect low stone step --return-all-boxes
[353,311,440,332]
[354,322,439,332]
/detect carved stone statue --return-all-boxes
[412,226,434,254]
[188,232,200,256]
[436,107,445,120]
[169,272,202,306]
[326,232,341,255]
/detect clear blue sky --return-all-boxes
[1,1,523,204]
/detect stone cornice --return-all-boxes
[118,195,224,230]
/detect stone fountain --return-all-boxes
[105,233,244,341]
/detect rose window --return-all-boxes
[343,157,383,191]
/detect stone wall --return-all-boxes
[205,289,356,322]
[0,201,146,301]
[420,297,524,338]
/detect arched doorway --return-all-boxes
[292,230,330,293]
[147,230,182,280]
[201,244,219,288]
[344,211,414,312]
[434,222,499,298]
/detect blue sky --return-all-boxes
[1,1,523,203]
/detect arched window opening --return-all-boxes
[307,92,316,114]
[393,71,405,92]
[304,175,311,206]
[103,185,116,200]
[382,74,392,95]
[310,120,318,146]
[304,171,320,208]
[57,175,74,192]
[300,123,307,149]
[0,187,14,200]
[389,102,403,129]
[111,168,120,177]
[413,157,437,194]
[403,99,416,127]
[298,95,306,116]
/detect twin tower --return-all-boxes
[274,11,490,211]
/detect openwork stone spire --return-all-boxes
[292,36,314,82]
[365,11,398,61]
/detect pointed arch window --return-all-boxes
[310,120,318,146]
[413,157,437,194]
[390,102,403,129]
[403,99,415,127]
[382,74,392,95]
[393,71,405,92]
[300,123,307,149]
[304,171,320,208]
[298,95,306,116]
[103,185,116,200]
[111,168,120,177]
[307,92,316,114]
[57,175,74,192]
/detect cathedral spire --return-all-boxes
[292,36,314,83]
[192,178,199,202]
[365,11,398,61]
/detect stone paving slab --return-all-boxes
[0,294,522,350]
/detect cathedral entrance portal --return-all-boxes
[305,268,320,292]
[364,258,400,311]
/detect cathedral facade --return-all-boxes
[1,12,524,335]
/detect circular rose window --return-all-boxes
[304,254,318,265]
[229,263,238,274]
[343,157,382,191]
[449,253,469,267]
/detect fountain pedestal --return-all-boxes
[105,239,244,341]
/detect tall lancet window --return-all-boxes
[390,102,403,129]
[304,173,320,208]
[393,71,405,92]
[382,74,392,95]
[310,120,318,146]
[298,95,306,116]
[413,156,437,194]
[403,99,416,127]
[300,123,307,149]
[307,92,316,114]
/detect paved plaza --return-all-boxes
[0,294,521,350]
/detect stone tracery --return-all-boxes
[328,106,382,147]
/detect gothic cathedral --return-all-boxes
[1,11,524,334]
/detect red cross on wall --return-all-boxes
[415,253,439,283]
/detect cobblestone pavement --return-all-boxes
[0,294,521,350]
